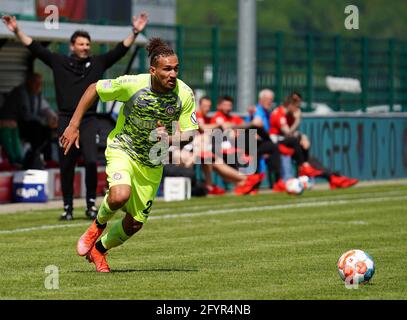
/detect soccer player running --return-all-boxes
[60,38,198,272]
[2,13,148,221]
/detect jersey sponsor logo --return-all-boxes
[190,112,198,125]
[129,116,157,129]
[113,172,122,181]
[118,77,137,84]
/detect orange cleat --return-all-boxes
[234,173,265,195]
[330,175,358,189]
[272,179,286,192]
[76,221,104,256]
[86,245,110,273]
[341,177,359,188]
[206,184,226,195]
[299,163,323,178]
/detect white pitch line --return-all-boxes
[0,194,406,235]
[152,190,407,213]
[1,189,405,217]
[0,222,90,234]
[147,195,407,220]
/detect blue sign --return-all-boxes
[13,183,48,203]
[300,115,407,180]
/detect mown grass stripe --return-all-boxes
[0,193,405,235]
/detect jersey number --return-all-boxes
[142,200,153,215]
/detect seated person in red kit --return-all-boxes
[211,95,283,192]
[192,96,264,195]
[270,92,358,189]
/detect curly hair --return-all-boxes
[145,37,175,66]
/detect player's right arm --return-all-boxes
[2,15,53,66]
[60,76,134,154]
[60,83,98,154]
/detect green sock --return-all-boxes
[101,220,131,250]
[96,194,117,225]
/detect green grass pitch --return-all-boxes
[0,184,406,300]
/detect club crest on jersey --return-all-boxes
[165,105,176,116]
[190,111,198,125]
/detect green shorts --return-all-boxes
[105,147,163,224]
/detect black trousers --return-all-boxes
[257,140,281,181]
[280,136,306,166]
[57,115,99,209]
[249,127,281,180]
[308,156,340,181]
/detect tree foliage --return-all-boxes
[177,0,406,39]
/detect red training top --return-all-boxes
[210,111,244,126]
[269,105,288,135]
[196,111,211,126]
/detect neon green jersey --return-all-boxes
[96,74,198,167]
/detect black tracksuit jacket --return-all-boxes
[26,40,130,117]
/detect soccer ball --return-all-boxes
[298,175,314,190]
[285,178,304,195]
[337,249,375,285]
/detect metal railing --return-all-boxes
[33,22,407,113]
